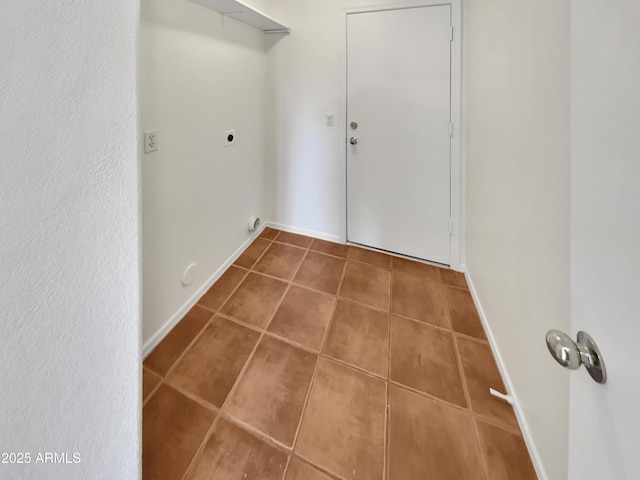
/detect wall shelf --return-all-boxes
[191,0,290,34]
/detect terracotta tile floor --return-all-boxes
[143,229,538,480]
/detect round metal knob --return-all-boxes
[546,330,581,370]
[545,329,606,384]
[350,137,358,145]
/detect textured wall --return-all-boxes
[465,1,570,478]
[0,0,140,478]
[140,0,269,349]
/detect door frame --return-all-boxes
[340,0,463,270]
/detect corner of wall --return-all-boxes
[462,264,549,480]
[140,0,271,348]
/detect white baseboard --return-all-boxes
[143,221,342,359]
[461,263,547,480]
[266,221,341,243]
[142,223,269,358]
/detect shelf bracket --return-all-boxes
[221,11,243,29]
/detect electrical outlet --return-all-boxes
[144,130,158,153]
[224,129,236,147]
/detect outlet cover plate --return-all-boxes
[144,130,158,154]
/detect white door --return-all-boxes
[346,6,452,264]
[568,0,640,477]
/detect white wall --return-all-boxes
[140,0,271,347]
[0,0,140,478]
[259,0,379,240]
[259,0,466,253]
[141,3,573,477]
[569,0,640,478]
[465,1,570,479]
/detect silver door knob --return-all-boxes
[545,330,606,383]
[350,137,358,145]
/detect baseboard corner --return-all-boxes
[463,266,549,480]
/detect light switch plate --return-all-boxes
[326,112,335,126]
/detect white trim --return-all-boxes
[449,0,462,271]
[142,221,340,358]
[459,0,468,268]
[142,224,268,358]
[341,0,464,270]
[265,221,341,243]
[461,263,549,480]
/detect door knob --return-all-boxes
[545,330,606,384]
[350,137,358,145]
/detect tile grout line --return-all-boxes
[180,412,222,480]
[204,267,251,321]
[388,308,490,345]
[235,238,352,476]
[261,237,313,334]
[308,247,348,261]
[160,315,216,381]
[218,318,271,413]
[147,231,489,480]
[321,352,387,382]
[346,254,393,272]
[384,266,393,480]
[200,232,286,440]
[245,257,467,321]
[265,330,322,356]
[211,235,312,458]
[387,379,468,413]
[472,416,491,480]
[146,232,310,478]
[446,287,491,480]
[214,310,352,361]
[144,304,217,379]
[209,312,264,335]
[195,264,253,314]
[281,455,292,480]
[453,330,491,345]
[288,252,345,454]
[150,235,280,480]
[162,378,220,414]
[472,412,523,436]
[272,239,312,250]
[235,232,277,271]
[436,280,454,330]
[390,309,453,333]
[386,378,522,434]
[217,410,294,451]
[214,409,344,480]
[142,370,164,408]
[442,290,473,414]
[289,255,349,458]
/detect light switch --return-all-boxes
[326,112,335,126]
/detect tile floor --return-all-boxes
[143,228,537,480]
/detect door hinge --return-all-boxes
[449,218,454,235]
[450,25,454,41]
[449,122,454,137]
